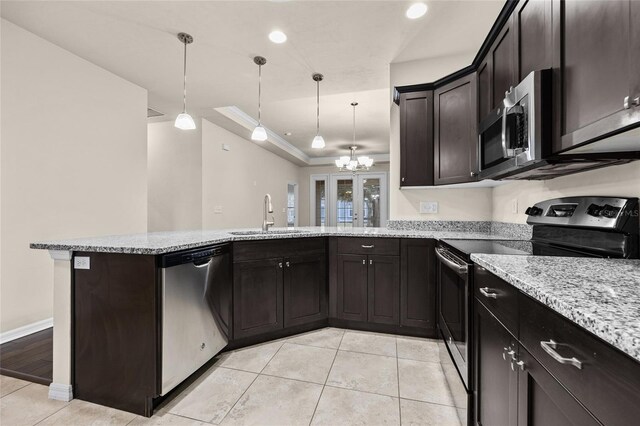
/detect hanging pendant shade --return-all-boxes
[174,32,196,130]
[311,73,325,149]
[251,56,268,141]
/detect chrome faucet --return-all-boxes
[262,194,275,232]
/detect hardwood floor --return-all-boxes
[0,328,53,385]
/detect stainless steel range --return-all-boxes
[435,196,639,425]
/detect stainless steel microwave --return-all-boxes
[477,69,552,180]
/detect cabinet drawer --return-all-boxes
[474,264,518,337]
[233,238,325,261]
[519,292,640,426]
[337,237,399,256]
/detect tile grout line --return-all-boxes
[30,384,72,426]
[214,340,286,425]
[307,329,346,426]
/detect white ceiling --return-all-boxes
[1,0,504,160]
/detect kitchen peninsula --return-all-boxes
[30,223,640,421]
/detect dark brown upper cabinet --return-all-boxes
[434,73,479,185]
[514,0,553,82]
[553,0,640,152]
[491,18,517,110]
[477,58,492,122]
[399,90,434,187]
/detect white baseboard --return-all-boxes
[49,383,73,402]
[0,318,53,344]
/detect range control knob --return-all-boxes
[600,204,620,219]
[586,203,603,217]
[525,206,542,216]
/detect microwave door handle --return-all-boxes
[501,104,509,158]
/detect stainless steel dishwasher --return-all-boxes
[159,244,230,395]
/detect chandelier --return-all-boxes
[335,102,374,172]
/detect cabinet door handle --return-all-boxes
[479,287,498,299]
[633,96,640,107]
[369,259,373,265]
[361,244,375,249]
[278,262,283,268]
[624,96,630,109]
[540,340,583,369]
[285,261,290,268]
[401,177,405,182]
[470,171,478,177]
[516,360,525,371]
[362,259,366,265]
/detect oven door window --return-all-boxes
[439,265,467,361]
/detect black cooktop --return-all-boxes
[442,239,533,257]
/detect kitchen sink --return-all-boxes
[228,230,311,236]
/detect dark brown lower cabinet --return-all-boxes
[283,253,327,328]
[336,254,368,322]
[233,258,284,339]
[74,253,159,416]
[367,255,400,325]
[474,301,518,426]
[400,239,436,334]
[475,299,600,426]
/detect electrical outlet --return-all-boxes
[74,256,90,270]
[213,206,223,214]
[419,201,438,214]
[511,199,518,214]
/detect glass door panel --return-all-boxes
[336,179,354,228]
[314,180,327,226]
[361,178,381,227]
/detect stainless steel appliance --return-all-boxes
[478,70,630,180]
[435,196,639,425]
[159,244,230,395]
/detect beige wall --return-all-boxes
[202,119,300,229]
[389,53,494,221]
[493,161,640,224]
[297,164,390,226]
[0,20,148,332]
[147,121,202,231]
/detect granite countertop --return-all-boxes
[471,254,640,363]
[30,226,520,255]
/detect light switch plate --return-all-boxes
[74,256,90,270]
[419,201,438,214]
[222,143,230,151]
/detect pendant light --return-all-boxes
[251,56,268,141]
[174,32,196,130]
[311,73,325,149]
[335,102,374,172]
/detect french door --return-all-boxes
[328,173,387,228]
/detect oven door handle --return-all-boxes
[435,247,469,275]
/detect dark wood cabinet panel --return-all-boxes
[514,0,552,81]
[554,0,640,151]
[491,21,516,110]
[477,59,492,122]
[400,239,436,333]
[336,254,368,322]
[517,345,599,426]
[474,264,519,337]
[474,301,518,426]
[399,90,434,186]
[367,255,400,325]
[337,237,399,256]
[74,253,158,416]
[233,258,283,339]
[632,0,640,99]
[434,73,478,185]
[283,253,327,328]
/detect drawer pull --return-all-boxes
[479,287,498,299]
[540,340,583,370]
[361,244,375,249]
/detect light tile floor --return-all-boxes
[0,328,463,426]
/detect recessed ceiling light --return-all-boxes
[406,3,428,19]
[284,132,292,136]
[269,30,287,44]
